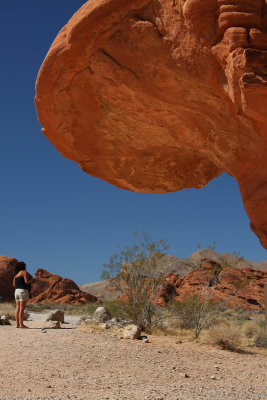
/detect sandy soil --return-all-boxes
[0,316,266,400]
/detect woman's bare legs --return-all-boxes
[19,300,27,328]
[15,301,20,328]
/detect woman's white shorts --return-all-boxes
[15,289,29,302]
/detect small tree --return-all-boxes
[101,232,169,331]
[170,260,249,338]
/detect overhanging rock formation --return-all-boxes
[35,0,267,247]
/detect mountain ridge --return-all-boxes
[79,249,267,301]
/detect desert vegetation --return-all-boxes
[1,298,266,351]
[101,231,169,331]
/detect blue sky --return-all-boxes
[1,1,266,284]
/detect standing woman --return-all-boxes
[13,262,31,328]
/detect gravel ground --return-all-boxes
[27,312,82,325]
[0,318,266,400]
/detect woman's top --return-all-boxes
[15,275,28,290]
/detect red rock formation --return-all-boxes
[0,256,18,301]
[35,0,267,248]
[158,259,267,309]
[29,269,97,304]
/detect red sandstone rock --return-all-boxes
[158,259,267,309]
[35,0,267,248]
[29,269,97,304]
[0,256,18,301]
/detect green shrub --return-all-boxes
[170,293,219,337]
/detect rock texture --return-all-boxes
[46,309,64,323]
[123,324,142,340]
[0,256,18,302]
[29,268,97,304]
[158,258,267,309]
[35,0,267,248]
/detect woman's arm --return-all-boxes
[13,277,16,288]
[23,270,30,284]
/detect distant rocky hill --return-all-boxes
[157,259,267,310]
[29,269,97,304]
[80,249,267,301]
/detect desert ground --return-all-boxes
[0,313,266,400]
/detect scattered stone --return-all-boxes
[46,309,64,323]
[43,321,61,329]
[99,323,110,329]
[0,316,11,325]
[183,373,190,378]
[210,375,216,380]
[139,336,149,343]
[123,324,141,340]
[93,307,111,323]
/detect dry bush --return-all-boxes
[0,302,16,320]
[207,323,243,351]
[242,321,262,339]
[168,317,184,330]
[254,329,267,348]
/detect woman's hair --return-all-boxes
[15,261,26,274]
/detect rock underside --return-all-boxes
[35,0,267,248]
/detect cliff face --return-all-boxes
[0,256,17,301]
[35,0,267,248]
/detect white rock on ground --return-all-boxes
[45,309,64,323]
[0,316,11,325]
[123,324,141,340]
[93,306,111,322]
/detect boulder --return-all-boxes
[46,309,64,323]
[29,269,97,304]
[123,324,142,340]
[35,0,267,249]
[93,307,111,323]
